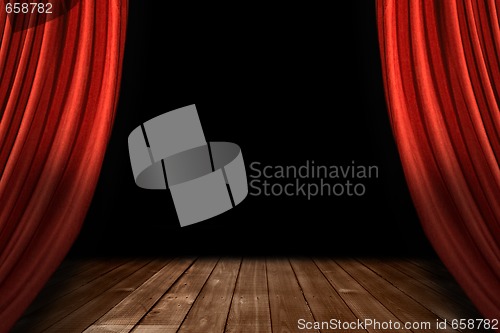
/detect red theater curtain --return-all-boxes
[0,1,127,331]
[377,0,499,320]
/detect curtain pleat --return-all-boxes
[0,1,127,331]
[377,0,499,320]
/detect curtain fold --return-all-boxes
[0,1,127,331]
[377,0,499,320]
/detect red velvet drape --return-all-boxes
[0,1,127,332]
[377,0,499,321]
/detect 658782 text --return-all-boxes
[5,2,53,14]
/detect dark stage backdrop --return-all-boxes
[71,2,434,257]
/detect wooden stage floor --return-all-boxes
[13,257,487,332]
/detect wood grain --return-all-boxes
[336,259,458,333]
[290,258,366,333]
[358,259,478,333]
[49,260,168,332]
[177,257,241,333]
[12,259,150,333]
[134,257,219,333]
[12,257,484,333]
[314,258,407,333]
[24,258,127,316]
[225,258,272,333]
[87,257,195,331]
[266,258,318,333]
[393,260,478,312]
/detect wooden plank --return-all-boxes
[176,257,241,333]
[43,259,95,287]
[132,257,219,333]
[84,325,134,332]
[358,259,477,332]
[14,258,484,333]
[313,258,408,333]
[12,259,151,333]
[407,259,481,307]
[407,258,452,278]
[130,326,173,333]
[24,258,127,316]
[44,260,169,332]
[225,258,272,333]
[132,325,179,333]
[290,258,366,333]
[388,260,479,313]
[266,258,319,333]
[86,257,196,332]
[335,259,459,333]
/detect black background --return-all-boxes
[69,2,435,258]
